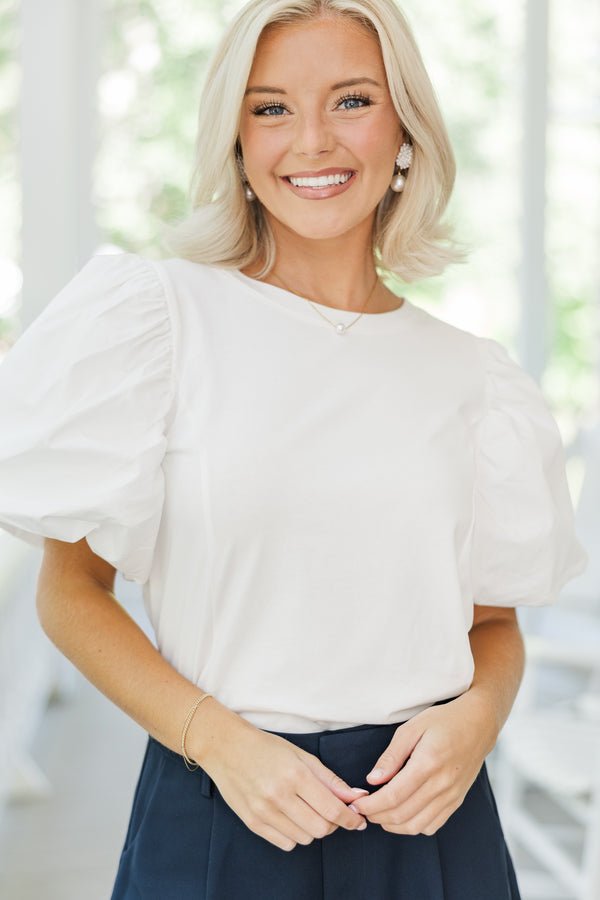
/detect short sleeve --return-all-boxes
[0,252,175,584]
[471,337,589,607]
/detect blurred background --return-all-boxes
[0,1,599,898]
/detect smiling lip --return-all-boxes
[282,170,357,200]
[282,167,356,178]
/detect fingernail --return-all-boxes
[367,768,383,779]
[349,803,360,813]
[357,820,367,830]
[350,787,369,795]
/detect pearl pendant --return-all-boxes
[336,323,347,334]
[390,173,406,193]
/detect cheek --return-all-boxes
[243,127,286,177]
[355,128,397,171]
[349,108,399,165]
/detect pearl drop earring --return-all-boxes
[390,141,413,193]
[235,149,257,201]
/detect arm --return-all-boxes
[463,604,526,750]
[37,537,249,765]
[37,537,368,849]
[348,605,526,835]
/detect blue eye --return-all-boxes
[337,92,372,110]
[251,101,289,117]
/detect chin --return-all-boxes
[291,226,348,240]
[274,212,364,242]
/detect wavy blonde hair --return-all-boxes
[160,0,470,282]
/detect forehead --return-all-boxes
[249,17,385,84]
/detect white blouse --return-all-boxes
[0,252,589,732]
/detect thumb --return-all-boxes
[366,722,423,784]
[303,755,370,801]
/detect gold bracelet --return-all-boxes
[181,692,213,771]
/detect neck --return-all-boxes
[244,214,396,314]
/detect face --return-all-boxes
[238,16,404,245]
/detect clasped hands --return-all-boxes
[344,692,498,837]
[199,687,500,852]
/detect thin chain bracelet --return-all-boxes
[181,692,213,771]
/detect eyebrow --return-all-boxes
[244,77,382,96]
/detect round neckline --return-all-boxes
[226,268,415,334]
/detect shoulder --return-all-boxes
[148,255,244,317]
[471,333,555,424]
[407,303,490,394]
[408,300,481,350]
[407,303,545,398]
[152,255,236,296]
[65,250,164,296]
[148,258,251,347]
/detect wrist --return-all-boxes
[453,686,500,754]
[185,695,253,769]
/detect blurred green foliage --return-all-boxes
[96,0,230,250]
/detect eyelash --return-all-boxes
[250,91,373,117]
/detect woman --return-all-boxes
[0,1,588,898]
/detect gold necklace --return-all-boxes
[268,271,381,335]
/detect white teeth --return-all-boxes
[288,172,353,188]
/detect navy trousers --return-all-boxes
[111,712,521,899]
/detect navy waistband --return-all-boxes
[262,695,457,740]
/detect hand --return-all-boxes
[348,692,498,836]
[199,712,369,852]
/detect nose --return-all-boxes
[292,110,335,159]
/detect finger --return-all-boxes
[280,795,340,840]
[353,730,458,818]
[297,773,367,831]
[257,821,300,852]
[364,719,425,787]
[360,772,454,824]
[264,804,325,845]
[351,757,431,818]
[299,751,371,805]
[364,778,447,825]
[296,760,368,830]
[420,800,461,836]
[383,797,460,837]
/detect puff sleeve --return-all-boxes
[471,336,589,606]
[0,252,176,584]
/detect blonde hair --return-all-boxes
[160,0,470,283]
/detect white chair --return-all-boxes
[496,647,600,900]
[494,422,600,900]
